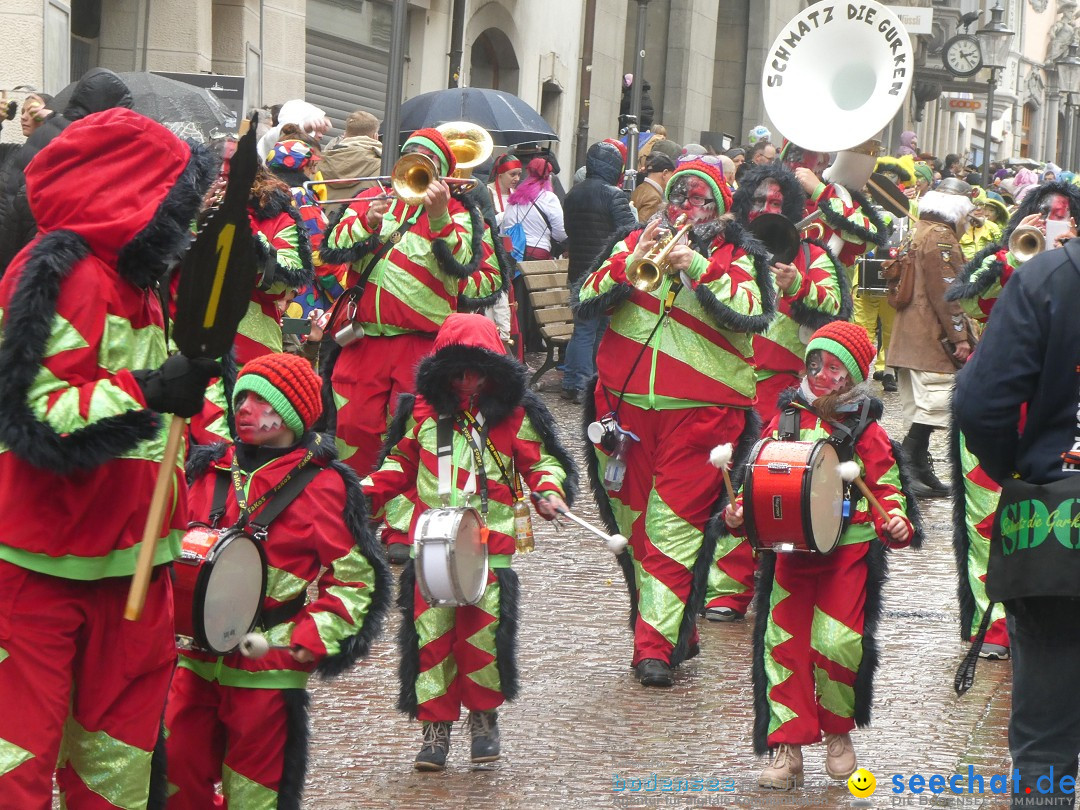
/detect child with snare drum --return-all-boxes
[161,352,390,809]
[722,320,920,790]
[361,313,576,771]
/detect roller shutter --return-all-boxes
[305,29,389,135]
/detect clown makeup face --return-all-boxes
[750,178,785,221]
[666,176,718,224]
[452,370,487,402]
[806,350,851,397]
[235,391,297,447]
[1041,193,1071,221]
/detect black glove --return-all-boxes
[132,355,221,418]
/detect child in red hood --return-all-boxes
[362,313,576,772]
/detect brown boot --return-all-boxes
[824,732,857,780]
[758,744,804,789]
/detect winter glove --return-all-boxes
[132,355,221,418]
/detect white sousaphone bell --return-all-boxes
[761,0,914,182]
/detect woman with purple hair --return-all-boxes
[501,156,567,260]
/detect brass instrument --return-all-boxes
[747,213,801,265]
[308,120,494,206]
[795,210,825,242]
[1008,225,1045,263]
[626,215,691,292]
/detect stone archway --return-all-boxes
[470,26,519,94]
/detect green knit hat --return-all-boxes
[233,353,323,439]
[401,127,456,176]
[664,158,732,214]
[805,321,876,385]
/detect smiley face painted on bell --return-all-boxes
[848,767,877,798]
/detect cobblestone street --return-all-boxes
[304,376,1015,810]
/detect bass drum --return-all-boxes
[743,439,845,554]
[174,525,268,655]
[414,507,489,606]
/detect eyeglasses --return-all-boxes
[669,193,716,207]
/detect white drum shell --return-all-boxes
[414,507,489,607]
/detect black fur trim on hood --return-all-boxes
[949,420,977,641]
[0,230,162,473]
[277,690,310,810]
[751,531,890,754]
[494,567,521,701]
[430,195,487,280]
[377,393,417,469]
[185,440,229,484]
[1006,180,1080,242]
[788,237,853,328]
[250,188,314,290]
[676,407,763,667]
[396,562,421,716]
[317,455,392,678]
[581,380,637,629]
[314,339,342,436]
[730,163,807,225]
[415,343,526,427]
[522,390,579,505]
[691,218,777,335]
[458,220,511,311]
[947,244,1006,303]
[117,144,217,289]
[776,387,884,421]
[573,223,639,321]
[816,187,888,247]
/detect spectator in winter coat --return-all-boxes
[560,140,638,402]
[631,151,676,223]
[0,68,132,274]
[317,110,383,202]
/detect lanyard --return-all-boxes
[457,410,518,494]
[436,415,490,515]
[229,435,320,530]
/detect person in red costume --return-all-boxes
[163,352,389,809]
[0,108,219,809]
[724,321,920,790]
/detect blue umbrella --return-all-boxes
[394,87,557,147]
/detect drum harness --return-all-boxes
[437,411,521,519]
[777,396,874,527]
[202,436,324,631]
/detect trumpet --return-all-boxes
[626,215,691,292]
[1008,225,1045,263]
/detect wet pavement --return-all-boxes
[304,370,1015,810]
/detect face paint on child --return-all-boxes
[235,391,293,445]
[806,350,851,396]
[452,370,486,401]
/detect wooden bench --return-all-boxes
[518,258,574,389]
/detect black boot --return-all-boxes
[415,722,452,771]
[468,710,501,763]
[635,658,674,687]
[902,424,949,498]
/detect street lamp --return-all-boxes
[976,3,1015,186]
[1056,44,1080,167]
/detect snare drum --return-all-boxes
[413,507,489,606]
[743,439,845,554]
[174,525,268,655]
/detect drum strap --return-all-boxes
[458,411,515,491]
[229,436,322,535]
[437,416,490,515]
[209,472,231,528]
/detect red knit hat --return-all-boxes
[233,353,323,437]
[665,158,733,213]
[402,127,457,176]
[603,138,628,170]
[805,321,876,384]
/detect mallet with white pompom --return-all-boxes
[708,443,739,506]
[529,491,628,553]
[238,633,292,660]
[837,461,892,523]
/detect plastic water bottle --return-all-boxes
[603,431,630,492]
[513,498,535,553]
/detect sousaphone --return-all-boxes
[761,0,914,156]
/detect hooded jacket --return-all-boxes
[731,164,851,382]
[318,135,383,202]
[362,314,577,562]
[0,108,216,579]
[0,69,134,274]
[563,142,638,286]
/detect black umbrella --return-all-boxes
[395,87,557,147]
[51,71,229,144]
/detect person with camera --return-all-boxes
[321,128,506,563]
[0,108,220,808]
[577,158,775,687]
[885,178,974,499]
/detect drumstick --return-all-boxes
[708,443,739,506]
[837,461,892,523]
[239,633,293,659]
[529,492,628,553]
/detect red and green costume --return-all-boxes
[738,390,921,754]
[804,182,885,283]
[0,109,216,809]
[162,436,389,809]
[577,170,776,668]
[362,315,576,723]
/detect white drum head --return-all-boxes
[415,507,489,606]
[200,533,265,654]
[807,442,844,554]
[451,509,486,604]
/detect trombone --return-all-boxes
[626,215,691,292]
